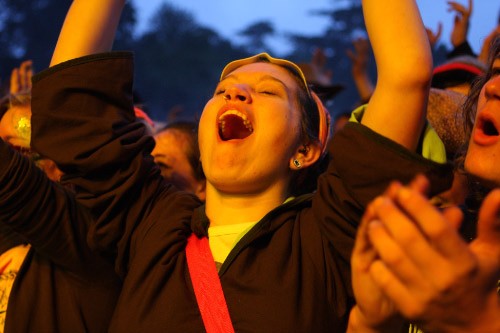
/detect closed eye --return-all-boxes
[259,91,277,95]
[155,161,172,170]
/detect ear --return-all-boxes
[289,142,322,170]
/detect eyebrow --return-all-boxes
[220,73,288,89]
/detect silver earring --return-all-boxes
[293,159,302,169]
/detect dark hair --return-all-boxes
[273,62,327,197]
[456,36,500,208]
[156,120,205,182]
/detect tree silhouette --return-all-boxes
[238,20,275,53]
[0,0,136,87]
[133,3,245,121]
[0,0,71,78]
[0,0,455,122]
[287,1,368,114]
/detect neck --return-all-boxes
[205,182,288,227]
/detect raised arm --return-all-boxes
[50,0,125,66]
[360,0,431,151]
[346,37,374,104]
[448,0,473,49]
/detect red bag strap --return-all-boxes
[186,234,235,333]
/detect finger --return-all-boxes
[467,0,473,14]
[367,219,426,288]
[383,180,403,200]
[22,60,33,81]
[10,67,20,94]
[447,2,466,16]
[364,180,402,228]
[371,196,458,282]
[453,3,467,15]
[369,218,480,323]
[369,259,427,320]
[20,60,33,91]
[446,1,458,11]
[407,174,429,196]
[394,187,470,258]
[369,259,445,322]
[476,189,500,245]
[355,204,376,252]
[436,22,443,39]
[20,60,32,72]
[441,205,463,230]
[353,214,378,271]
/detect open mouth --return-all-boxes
[481,119,499,136]
[218,110,253,141]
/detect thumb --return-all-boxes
[476,189,500,245]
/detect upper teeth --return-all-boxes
[218,110,253,132]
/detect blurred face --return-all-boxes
[199,62,303,194]
[0,105,31,149]
[445,82,471,96]
[0,104,63,182]
[464,58,500,188]
[152,128,205,199]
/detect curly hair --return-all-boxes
[455,36,500,210]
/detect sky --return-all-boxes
[132,0,499,55]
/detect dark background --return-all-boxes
[0,0,451,122]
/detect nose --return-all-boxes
[224,85,252,103]
[484,74,500,100]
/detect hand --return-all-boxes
[346,38,371,78]
[367,176,500,333]
[310,48,333,83]
[447,0,473,47]
[346,37,374,102]
[349,177,429,332]
[350,192,403,333]
[478,25,500,64]
[425,23,443,49]
[10,60,33,95]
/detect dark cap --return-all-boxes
[296,63,344,101]
[432,55,487,89]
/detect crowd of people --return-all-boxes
[0,0,499,332]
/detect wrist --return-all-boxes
[347,306,379,333]
[347,306,403,333]
[421,292,500,333]
[456,294,500,333]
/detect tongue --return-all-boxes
[220,114,253,140]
